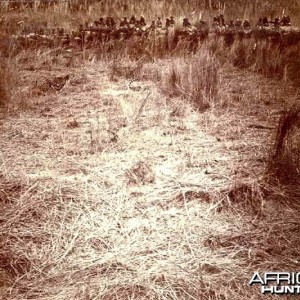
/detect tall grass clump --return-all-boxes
[250,40,300,85]
[0,61,18,109]
[267,105,300,185]
[162,50,219,111]
[284,43,300,86]
[206,36,300,86]
[229,38,257,69]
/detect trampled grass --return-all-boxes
[1,1,300,299]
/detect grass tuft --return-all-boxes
[267,105,300,185]
[0,60,19,110]
[162,51,219,110]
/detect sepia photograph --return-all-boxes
[0,0,300,298]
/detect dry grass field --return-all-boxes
[1,1,300,299]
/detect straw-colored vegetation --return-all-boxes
[1,1,300,299]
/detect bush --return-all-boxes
[162,50,219,111]
[267,105,300,184]
[0,60,19,109]
[0,63,11,108]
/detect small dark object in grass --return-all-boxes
[66,119,80,129]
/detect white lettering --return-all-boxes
[262,286,273,294]
[249,272,265,285]
[277,272,291,284]
[262,286,300,294]
[264,273,278,285]
[273,286,285,294]
[294,286,300,293]
[250,272,300,294]
[285,286,295,293]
